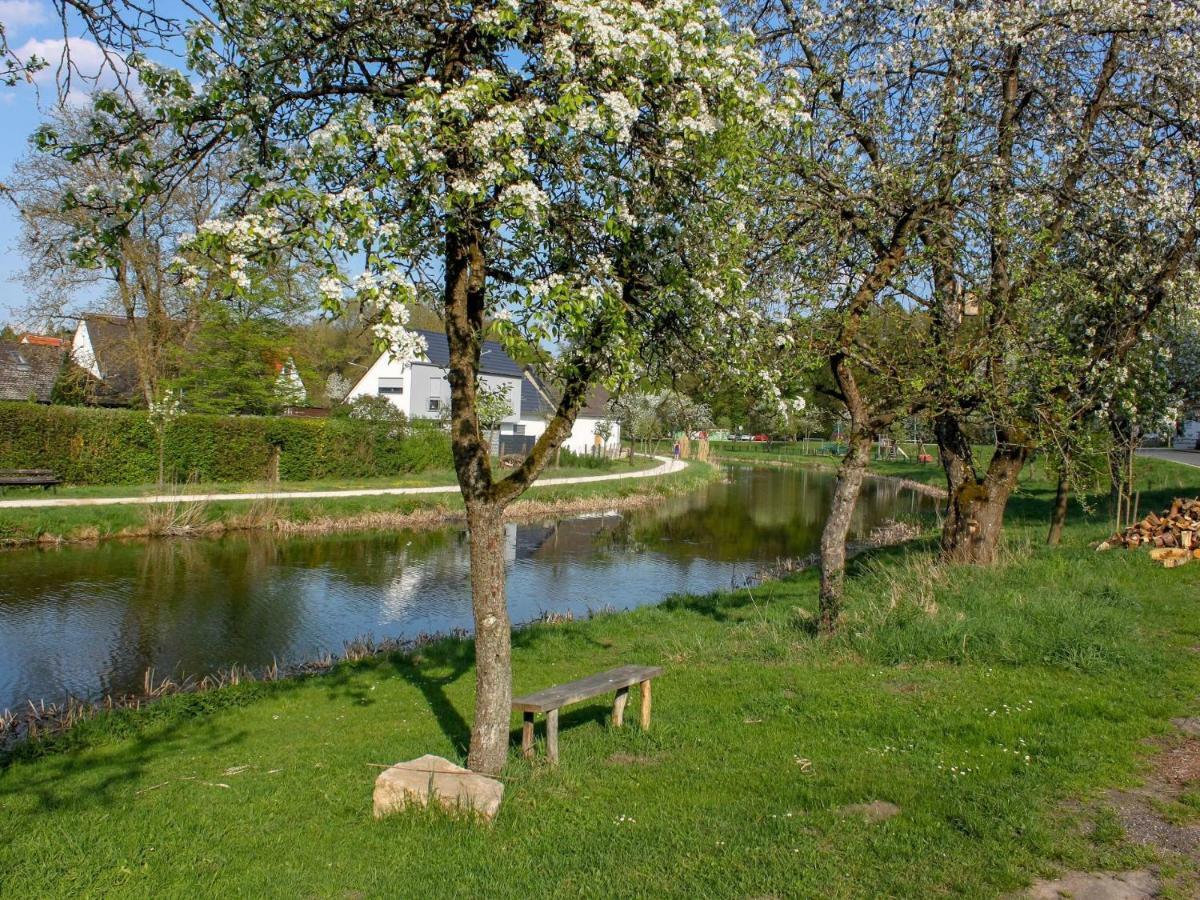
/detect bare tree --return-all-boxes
[4,108,232,404]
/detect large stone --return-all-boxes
[372,754,503,823]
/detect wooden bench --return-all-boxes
[513,664,663,765]
[0,469,61,492]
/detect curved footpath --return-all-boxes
[0,455,686,510]
[1137,447,1200,469]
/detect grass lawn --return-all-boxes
[0,454,673,546]
[3,457,1200,896]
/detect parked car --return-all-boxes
[751,434,770,442]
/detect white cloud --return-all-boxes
[16,36,116,81]
[12,36,133,102]
[0,0,48,34]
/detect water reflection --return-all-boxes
[0,466,935,710]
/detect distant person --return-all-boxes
[673,441,681,460]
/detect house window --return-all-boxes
[378,377,404,396]
[428,398,441,412]
[379,386,403,395]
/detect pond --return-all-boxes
[0,465,936,712]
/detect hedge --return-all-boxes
[0,402,452,485]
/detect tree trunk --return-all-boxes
[1047,469,1069,547]
[465,502,511,774]
[818,432,871,632]
[934,412,975,513]
[941,440,1028,564]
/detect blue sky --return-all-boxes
[1,2,53,325]
[0,0,148,330]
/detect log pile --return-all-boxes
[1097,498,1200,565]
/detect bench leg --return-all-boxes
[640,680,652,730]
[613,687,629,727]
[546,708,559,766]
[522,711,535,759]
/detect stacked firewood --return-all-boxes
[1097,498,1200,566]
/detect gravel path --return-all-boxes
[0,456,685,510]
[1137,448,1200,469]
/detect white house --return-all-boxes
[272,356,308,407]
[347,330,620,455]
[69,314,157,405]
[517,369,621,456]
[346,329,524,426]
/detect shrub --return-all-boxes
[0,402,451,485]
[556,446,615,470]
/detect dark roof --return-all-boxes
[81,314,192,405]
[579,386,612,419]
[520,369,555,419]
[0,341,65,402]
[81,315,149,403]
[414,329,524,378]
[520,367,611,420]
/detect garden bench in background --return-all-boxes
[513,664,663,765]
[0,469,61,492]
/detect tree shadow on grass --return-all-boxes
[388,641,474,758]
[0,705,252,815]
[0,664,368,814]
[658,589,757,623]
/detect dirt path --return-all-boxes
[0,456,685,510]
[1023,717,1200,898]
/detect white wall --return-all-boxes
[520,415,621,456]
[346,354,414,414]
[71,321,101,379]
[275,358,307,406]
[346,355,521,423]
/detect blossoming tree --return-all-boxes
[750,0,1200,595]
[916,1,1200,564]
[41,0,776,772]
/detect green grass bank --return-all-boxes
[3,456,1200,895]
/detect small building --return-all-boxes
[518,369,621,457]
[0,340,67,403]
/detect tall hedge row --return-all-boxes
[0,402,452,485]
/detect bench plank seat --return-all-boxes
[513,664,663,765]
[512,664,663,713]
[0,469,60,490]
